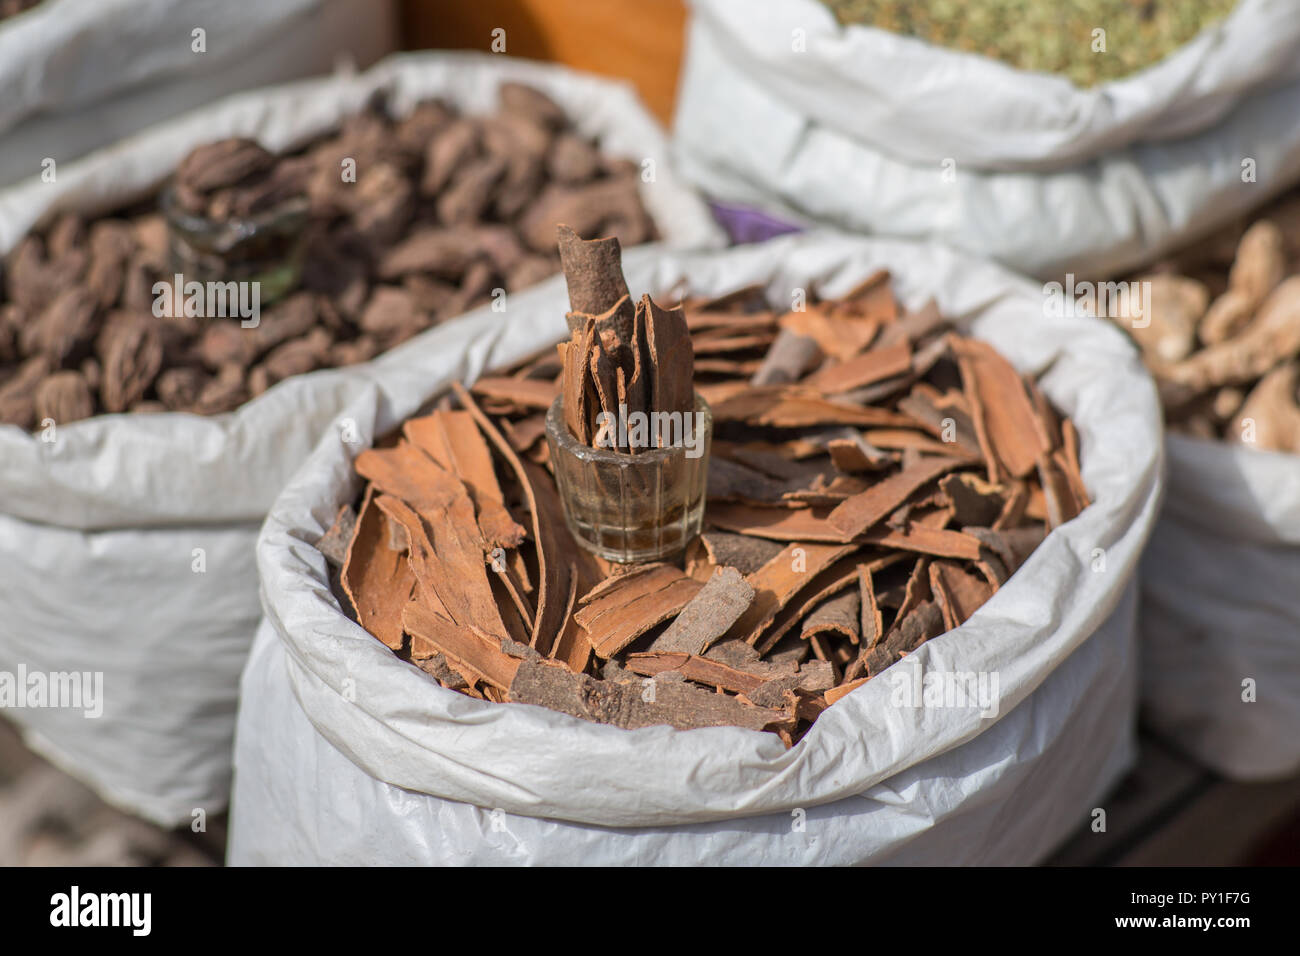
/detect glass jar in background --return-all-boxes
[161,185,309,306]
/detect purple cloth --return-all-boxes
[708,200,804,245]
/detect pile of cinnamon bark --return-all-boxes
[321,255,1089,743]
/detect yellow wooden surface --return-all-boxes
[400,0,688,124]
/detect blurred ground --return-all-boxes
[0,718,224,866]
[1,712,1296,866]
[1049,734,1300,866]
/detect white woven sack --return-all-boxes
[229,234,1162,864]
[673,0,1300,279]
[0,0,395,188]
[1140,435,1300,781]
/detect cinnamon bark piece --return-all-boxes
[965,526,1045,576]
[508,658,787,732]
[703,638,764,669]
[894,558,932,624]
[1036,452,1084,529]
[824,677,869,706]
[1025,377,1063,454]
[992,482,1030,531]
[556,224,631,318]
[718,444,830,481]
[403,410,527,550]
[839,269,898,319]
[743,658,836,707]
[707,456,799,504]
[782,473,870,506]
[952,338,1046,481]
[355,442,478,531]
[894,394,982,462]
[929,560,994,631]
[708,386,912,429]
[859,564,883,648]
[866,523,983,561]
[641,293,695,417]
[804,342,913,395]
[625,296,650,419]
[317,503,358,569]
[696,357,762,375]
[494,561,537,632]
[574,566,704,658]
[624,652,766,694]
[863,601,944,676]
[569,297,637,406]
[683,536,717,583]
[697,532,785,576]
[588,340,621,445]
[578,562,674,605]
[801,589,861,644]
[726,543,855,646]
[522,458,589,655]
[375,494,509,642]
[341,490,415,652]
[647,566,755,655]
[826,431,895,473]
[837,372,916,407]
[548,566,592,675]
[779,306,879,361]
[452,382,576,654]
[893,600,945,652]
[875,299,945,348]
[502,413,548,453]
[706,502,982,558]
[1059,418,1090,508]
[691,325,776,350]
[752,553,871,654]
[404,602,521,692]
[939,472,1007,527]
[828,456,961,538]
[415,652,470,691]
[751,328,823,386]
[561,318,595,442]
[469,376,559,410]
[863,427,980,459]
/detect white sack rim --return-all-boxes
[688,0,1300,171]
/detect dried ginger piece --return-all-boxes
[1199,221,1287,346]
[1229,362,1300,454]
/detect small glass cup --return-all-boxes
[161,185,309,306]
[546,392,712,564]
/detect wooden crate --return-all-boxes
[400,0,688,123]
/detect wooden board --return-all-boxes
[402,0,688,123]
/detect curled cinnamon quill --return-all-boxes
[556,224,693,451]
